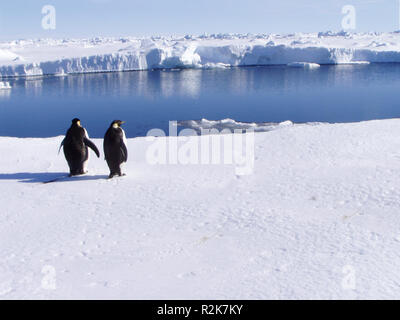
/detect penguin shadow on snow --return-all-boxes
[0,172,108,183]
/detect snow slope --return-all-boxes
[1,32,400,77]
[1,119,400,299]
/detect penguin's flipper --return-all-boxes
[84,138,100,158]
[120,142,128,162]
[58,138,65,155]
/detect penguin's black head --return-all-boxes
[111,120,125,128]
[71,118,81,126]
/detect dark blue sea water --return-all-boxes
[1,64,400,138]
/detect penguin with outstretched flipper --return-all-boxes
[104,120,128,179]
[60,118,100,176]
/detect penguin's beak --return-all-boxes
[120,121,126,125]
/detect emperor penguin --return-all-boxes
[60,118,100,176]
[104,120,128,179]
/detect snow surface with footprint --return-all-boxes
[2,32,400,77]
[1,119,400,299]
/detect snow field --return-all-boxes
[1,119,400,298]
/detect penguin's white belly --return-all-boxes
[122,128,127,163]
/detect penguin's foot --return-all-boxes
[108,173,126,179]
[69,170,88,177]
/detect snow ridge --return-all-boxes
[1,32,400,77]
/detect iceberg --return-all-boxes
[287,62,321,68]
[1,32,400,77]
[0,81,11,89]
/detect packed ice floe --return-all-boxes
[1,32,400,77]
[178,118,307,134]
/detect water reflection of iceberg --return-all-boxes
[0,89,11,98]
[48,70,202,99]
[23,78,43,96]
[160,69,201,98]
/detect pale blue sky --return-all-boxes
[0,0,398,40]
